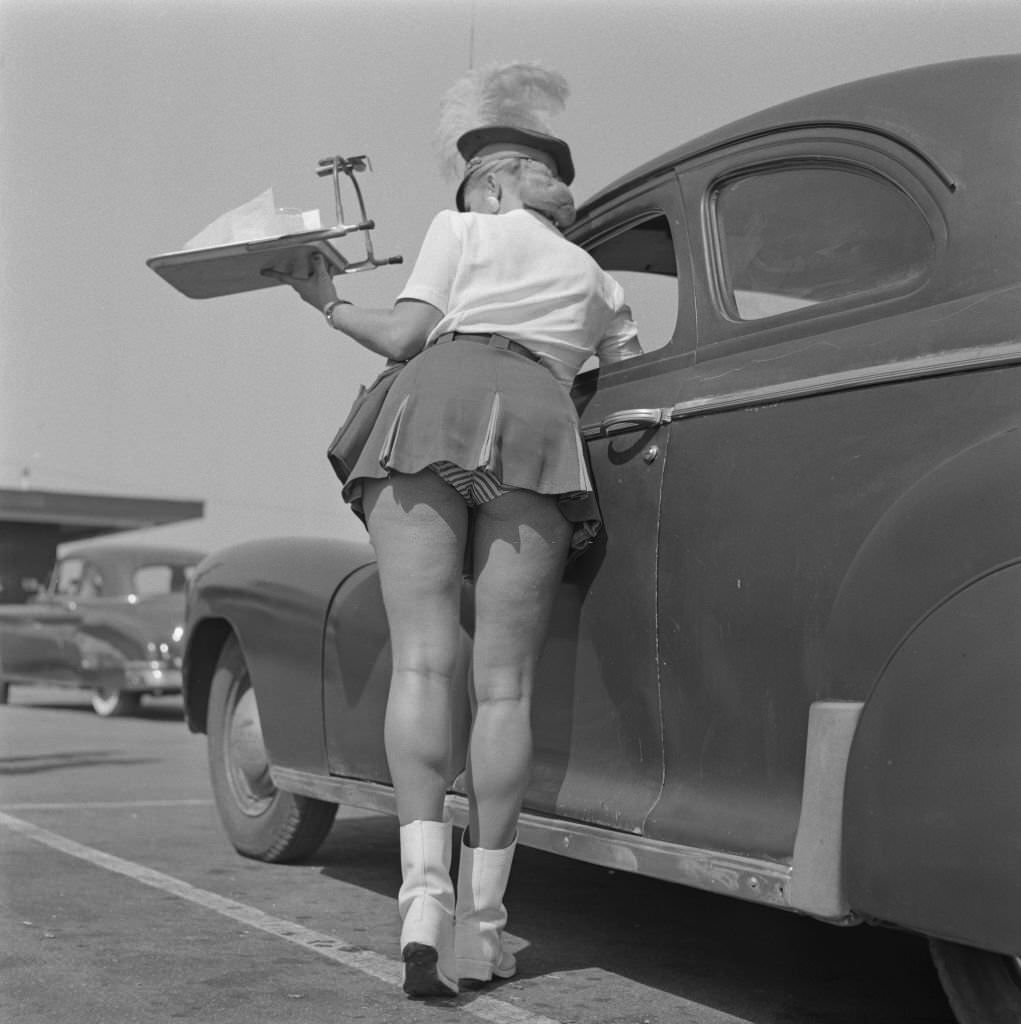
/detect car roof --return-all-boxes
[61,543,206,569]
[577,55,1020,217]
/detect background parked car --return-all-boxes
[0,543,204,716]
[180,56,1020,1024]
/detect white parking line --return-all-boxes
[0,810,560,1024]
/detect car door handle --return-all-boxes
[592,408,671,437]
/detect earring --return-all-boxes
[484,194,500,213]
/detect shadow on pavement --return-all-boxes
[0,750,159,775]
[314,812,954,1024]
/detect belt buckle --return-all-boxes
[489,334,512,351]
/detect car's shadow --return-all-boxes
[314,813,954,1024]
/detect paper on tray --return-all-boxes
[183,188,322,250]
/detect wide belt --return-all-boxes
[434,331,541,364]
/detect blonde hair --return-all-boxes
[460,154,525,211]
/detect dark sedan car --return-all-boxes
[0,543,204,715]
[181,57,1021,1024]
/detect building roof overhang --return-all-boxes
[0,488,204,542]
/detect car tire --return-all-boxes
[0,682,9,705]
[207,635,338,863]
[930,939,1021,1024]
[91,690,141,717]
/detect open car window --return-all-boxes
[713,163,936,321]
[587,214,678,356]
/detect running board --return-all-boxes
[271,766,793,911]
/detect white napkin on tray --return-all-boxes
[183,188,321,250]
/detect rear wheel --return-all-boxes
[207,635,337,862]
[930,939,1021,1024]
[91,690,141,717]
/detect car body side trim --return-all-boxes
[271,767,793,911]
[0,668,182,694]
[0,672,89,688]
[581,342,1021,440]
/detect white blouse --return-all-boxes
[397,209,642,388]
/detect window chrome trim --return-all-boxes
[705,156,942,325]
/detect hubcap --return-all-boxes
[226,683,274,814]
[93,692,118,712]
[91,690,132,715]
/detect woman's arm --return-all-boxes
[597,301,643,366]
[327,298,442,362]
[264,254,442,362]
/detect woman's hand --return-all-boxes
[263,253,338,311]
[264,254,443,362]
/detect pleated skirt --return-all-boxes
[341,339,601,555]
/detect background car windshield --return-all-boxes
[715,164,935,320]
[53,558,84,596]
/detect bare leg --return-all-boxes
[362,470,468,826]
[465,489,571,849]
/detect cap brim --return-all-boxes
[457,126,574,185]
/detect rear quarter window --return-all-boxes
[712,163,936,320]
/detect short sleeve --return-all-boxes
[396,210,463,313]
[596,277,643,364]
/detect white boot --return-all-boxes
[454,835,518,982]
[398,819,458,997]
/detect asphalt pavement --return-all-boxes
[1,687,956,1024]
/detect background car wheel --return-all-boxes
[91,690,141,717]
[0,682,9,704]
[930,939,1021,1024]
[207,635,337,862]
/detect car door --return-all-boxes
[642,129,967,861]
[2,557,88,681]
[523,175,696,833]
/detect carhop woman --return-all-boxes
[268,63,642,998]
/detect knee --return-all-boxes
[391,662,459,697]
[472,666,533,707]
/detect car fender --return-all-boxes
[842,563,1021,955]
[183,536,376,775]
[813,426,1021,948]
[75,597,184,660]
[824,425,1021,700]
[0,607,85,683]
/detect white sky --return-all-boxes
[2,0,1020,554]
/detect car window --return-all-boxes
[52,558,84,596]
[713,164,935,320]
[587,214,678,355]
[131,563,195,597]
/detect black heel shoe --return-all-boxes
[402,942,458,998]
